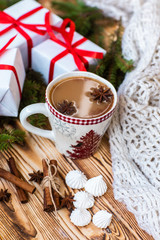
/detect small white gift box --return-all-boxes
[31,18,106,84]
[0,48,25,117]
[0,0,62,68]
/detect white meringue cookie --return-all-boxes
[93,210,112,228]
[70,208,91,226]
[73,191,94,209]
[85,175,107,197]
[65,170,87,189]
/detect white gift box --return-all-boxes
[0,0,62,68]
[32,30,106,84]
[0,48,25,117]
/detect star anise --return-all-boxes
[60,191,75,210]
[57,100,76,116]
[0,189,11,202]
[90,85,113,103]
[28,170,43,184]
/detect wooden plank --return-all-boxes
[0,121,154,240]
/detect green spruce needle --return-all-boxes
[0,129,25,151]
[19,69,46,109]
[19,69,49,129]
[95,22,134,90]
[0,0,20,10]
[52,0,105,46]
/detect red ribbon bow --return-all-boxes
[45,12,104,83]
[0,6,47,67]
[0,36,22,98]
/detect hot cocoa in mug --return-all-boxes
[49,76,114,119]
[20,72,117,160]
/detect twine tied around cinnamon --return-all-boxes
[42,158,63,215]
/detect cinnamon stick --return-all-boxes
[8,157,28,203]
[42,159,60,212]
[0,168,36,194]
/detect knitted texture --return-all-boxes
[83,0,160,239]
[83,0,147,26]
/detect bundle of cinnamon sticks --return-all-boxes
[0,157,66,213]
[42,159,61,212]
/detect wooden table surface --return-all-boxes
[0,120,154,240]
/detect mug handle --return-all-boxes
[19,103,55,141]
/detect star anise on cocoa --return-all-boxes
[0,189,11,202]
[60,191,75,210]
[57,100,76,116]
[28,170,43,184]
[90,85,113,103]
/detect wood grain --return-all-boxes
[0,120,154,240]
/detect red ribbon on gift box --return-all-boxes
[0,35,22,98]
[45,12,104,83]
[0,6,47,67]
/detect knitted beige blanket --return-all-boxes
[83,0,160,239]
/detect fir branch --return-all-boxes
[115,54,133,73]
[52,0,105,46]
[19,69,49,128]
[28,114,50,129]
[0,0,20,10]
[0,129,25,151]
[19,69,46,110]
[95,22,134,90]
